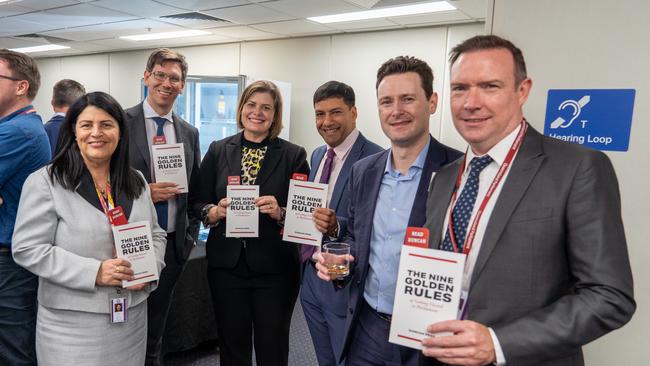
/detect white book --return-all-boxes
[226,185,259,237]
[112,221,159,287]
[282,179,328,246]
[389,246,466,350]
[151,143,188,193]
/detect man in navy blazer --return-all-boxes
[315,57,462,366]
[43,79,85,155]
[125,48,200,366]
[301,81,383,366]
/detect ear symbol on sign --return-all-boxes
[550,95,591,129]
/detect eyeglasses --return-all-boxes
[0,74,21,81]
[150,71,182,85]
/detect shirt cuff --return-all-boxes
[488,327,506,365]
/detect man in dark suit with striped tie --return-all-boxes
[125,48,201,366]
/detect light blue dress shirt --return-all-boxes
[363,139,430,314]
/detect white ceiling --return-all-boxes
[0,0,486,57]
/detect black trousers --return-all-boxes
[207,251,300,366]
[145,233,186,366]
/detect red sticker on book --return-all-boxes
[108,206,128,226]
[292,173,308,181]
[227,176,240,185]
[153,136,167,145]
[403,227,429,248]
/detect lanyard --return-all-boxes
[94,182,117,225]
[447,121,528,255]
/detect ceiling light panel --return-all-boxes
[10,44,70,53]
[120,29,211,41]
[308,1,455,23]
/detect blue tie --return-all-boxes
[152,117,168,231]
[442,155,493,252]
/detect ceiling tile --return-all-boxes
[452,0,488,20]
[0,18,55,37]
[91,0,184,17]
[262,0,363,18]
[251,20,337,36]
[154,0,249,11]
[41,19,184,42]
[210,25,280,40]
[203,4,295,25]
[0,3,34,17]
[12,0,79,11]
[0,37,48,49]
[18,3,138,29]
[155,15,234,29]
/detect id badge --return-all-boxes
[458,290,469,320]
[153,135,167,145]
[109,290,127,324]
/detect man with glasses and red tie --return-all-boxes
[125,48,201,366]
[0,49,50,366]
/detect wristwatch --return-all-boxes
[201,204,216,225]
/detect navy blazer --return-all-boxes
[44,114,65,156]
[338,136,461,362]
[308,132,383,240]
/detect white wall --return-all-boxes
[492,0,648,364]
[33,23,484,156]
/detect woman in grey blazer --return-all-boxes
[12,92,166,366]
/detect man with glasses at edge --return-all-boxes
[125,48,201,366]
[0,49,51,366]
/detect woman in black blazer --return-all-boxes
[196,80,309,366]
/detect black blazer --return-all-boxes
[196,132,310,273]
[125,102,201,262]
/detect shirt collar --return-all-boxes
[143,99,174,123]
[53,112,66,118]
[0,105,34,123]
[465,122,523,172]
[328,128,359,161]
[385,136,430,175]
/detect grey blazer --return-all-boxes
[12,166,166,313]
[421,126,635,366]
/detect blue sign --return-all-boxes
[544,89,635,151]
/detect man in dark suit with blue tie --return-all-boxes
[300,80,383,366]
[315,57,462,366]
[125,48,201,366]
[43,79,85,155]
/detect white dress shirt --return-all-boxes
[314,128,360,207]
[143,99,178,233]
[440,124,524,365]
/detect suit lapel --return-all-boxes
[256,138,282,187]
[357,151,388,281]
[408,137,448,227]
[469,127,545,289]
[128,104,152,182]
[225,134,243,178]
[309,146,326,182]
[330,135,365,211]
[428,160,463,249]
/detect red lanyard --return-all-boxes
[94,182,117,225]
[447,121,528,255]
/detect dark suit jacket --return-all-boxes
[44,114,65,156]
[125,102,201,262]
[305,132,383,315]
[308,132,384,241]
[339,136,461,361]
[421,126,635,366]
[196,132,309,273]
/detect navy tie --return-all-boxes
[152,117,168,231]
[441,155,493,252]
